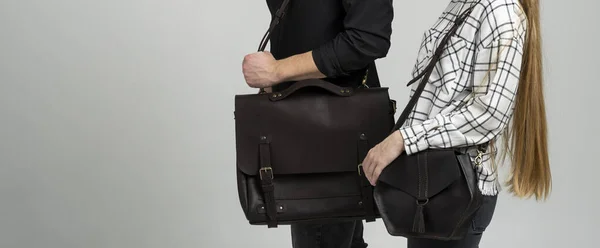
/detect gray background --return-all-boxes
[0,0,598,247]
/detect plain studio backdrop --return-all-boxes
[0,0,598,247]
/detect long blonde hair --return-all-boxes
[501,0,551,200]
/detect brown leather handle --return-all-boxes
[269,79,353,101]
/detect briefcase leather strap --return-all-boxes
[259,135,277,228]
[258,0,291,52]
[252,0,292,227]
[256,0,291,93]
[358,133,376,222]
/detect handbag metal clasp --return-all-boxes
[475,150,484,167]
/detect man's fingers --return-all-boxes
[243,54,254,65]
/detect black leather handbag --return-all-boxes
[234,0,395,228]
[373,7,485,240]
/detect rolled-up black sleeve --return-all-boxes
[312,0,394,77]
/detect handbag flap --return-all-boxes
[377,150,463,199]
[235,87,395,176]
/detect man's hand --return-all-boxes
[242,51,281,88]
[242,51,326,89]
[362,131,406,186]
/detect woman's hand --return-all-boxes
[362,131,405,186]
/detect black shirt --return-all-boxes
[266,0,394,91]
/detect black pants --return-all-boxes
[291,220,368,248]
[290,196,497,248]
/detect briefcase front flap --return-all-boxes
[235,87,394,176]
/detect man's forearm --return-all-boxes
[274,51,326,84]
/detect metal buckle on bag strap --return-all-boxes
[416,198,429,206]
[259,167,274,180]
[390,100,397,114]
[357,69,370,89]
[357,163,363,176]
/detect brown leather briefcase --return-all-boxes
[235,77,396,227]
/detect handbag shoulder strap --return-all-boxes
[392,8,474,131]
[258,0,292,52]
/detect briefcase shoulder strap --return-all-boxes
[258,0,291,52]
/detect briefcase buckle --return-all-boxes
[259,167,274,180]
[358,163,364,176]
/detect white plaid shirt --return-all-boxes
[398,0,527,195]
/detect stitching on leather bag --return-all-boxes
[276,194,362,201]
[424,153,428,197]
[417,154,422,199]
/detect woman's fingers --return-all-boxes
[362,145,391,185]
[365,151,376,182]
[362,153,372,182]
[365,148,379,184]
[372,164,384,185]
